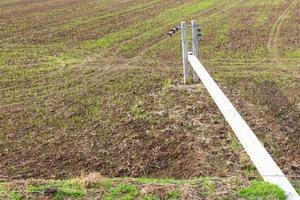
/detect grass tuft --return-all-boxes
[238,181,286,200]
[0,183,22,200]
[104,183,140,200]
[27,179,86,200]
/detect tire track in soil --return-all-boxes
[267,0,298,64]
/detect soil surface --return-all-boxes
[0,0,299,183]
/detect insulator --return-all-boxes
[167,32,173,37]
[170,28,176,33]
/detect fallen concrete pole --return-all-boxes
[188,54,299,200]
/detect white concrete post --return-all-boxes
[181,21,189,84]
[191,20,200,82]
[188,54,300,200]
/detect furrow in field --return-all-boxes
[0,0,162,42]
[0,62,146,106]
[136,0,243,58]
[96,0,223,58]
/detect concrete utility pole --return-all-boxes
[181,21,189,84]
[191,20,199,82]
[167,20,300,200]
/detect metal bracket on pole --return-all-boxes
[168,20,203,84]
[181,21,189,84]
[191,20,200,82]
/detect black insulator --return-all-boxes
[167,32,173,37]
[170,28,176,33]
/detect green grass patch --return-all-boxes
[129,98,152,122]
[8,191,22,200]
[0,57,4,66]
[136,177,188,185]
[83,0,217,51]
[142,194,160,200]
[256,13,268,25]
[238,181,286,200]
[168,190,180,199]
[27,179,86,200]
[227,131,242,152]
[199,177,216,197]
[104,183,139,200]
[48,52,81,65]
[162,78,173,90]
[283,49,300,59]
[0,183,22,200]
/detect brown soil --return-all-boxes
[0,0,299,183]
[0,72,245,180]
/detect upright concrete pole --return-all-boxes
[181,21,189,84]
[191,20,199,82]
